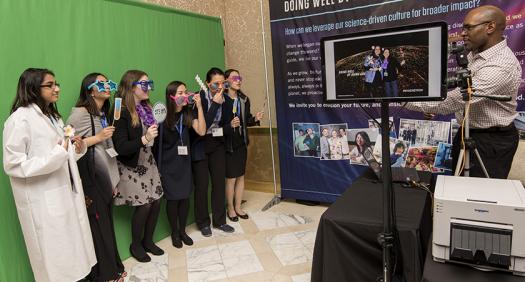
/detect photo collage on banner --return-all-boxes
[399,118,451,171]
[292,123,321,158]
[348,127,379,166]
[319,123,350,160]
[293,117,455,172]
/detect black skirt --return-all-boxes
[226,145,247,178]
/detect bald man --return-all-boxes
[406,5,522,179]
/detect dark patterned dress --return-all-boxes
[114,125,163,206]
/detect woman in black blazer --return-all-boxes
[222,69,263,221]
[190,67,235,237]
[112,70,163,263]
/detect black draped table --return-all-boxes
[422,239,524,282]
[311,171,433,282]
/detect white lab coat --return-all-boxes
[3,104,96,282]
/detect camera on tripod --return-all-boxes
[446,42,472,90]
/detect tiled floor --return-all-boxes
[123,189,328,282]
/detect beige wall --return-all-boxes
[146,0,277,128]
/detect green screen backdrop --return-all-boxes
[0,0,224,280]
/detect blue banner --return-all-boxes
[269,0,525,202]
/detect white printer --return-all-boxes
[432,175,525,276]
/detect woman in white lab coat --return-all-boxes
[3,68,96,282]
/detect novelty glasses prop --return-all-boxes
[228,75,242,83]
[133,80,155,92]
[87,80,118,92]
[209,80,230,92]
[170,92,199,106]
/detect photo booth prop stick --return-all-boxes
[112,97,122,126]
[195,75,207,94]
[63,125,75,140]
[152,102,167,124]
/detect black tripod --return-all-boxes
[377,101,396,282]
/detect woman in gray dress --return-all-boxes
[67,72,126,281]
[112,70,163,263]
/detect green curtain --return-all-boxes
[0,0,224,280]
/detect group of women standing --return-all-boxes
[3,67,262,282]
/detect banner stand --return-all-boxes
[258,0,281,211]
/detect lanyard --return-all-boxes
[100,113,108,128]
[48,115,56,126]
[205,90,222,123]
[175,114,184,146]
[48,115,62,135]
[206,90,212,110]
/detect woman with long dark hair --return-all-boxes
[67,72,126,281]
[349,131,372,165]
[223,69,263,221]
[364,45,384,97]
[154,81,206,248]
[112,70,164,262]
[191,67,235,236]
[3,68,95,281]
[381,48,404,97]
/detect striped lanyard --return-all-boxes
[175,114,184,146]
[100,113,108,128]
[206,90,222,122]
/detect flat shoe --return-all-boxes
[143,242,164,256]
[171,234,183,248]
[130,245,151,263]
[180,232,194,246]
[227,213,239,222]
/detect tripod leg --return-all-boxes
[472,148,490,178]
[454,149,465,176]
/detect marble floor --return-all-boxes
[123,189,328,282]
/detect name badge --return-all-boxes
[106,148,119,158]
[178,146,188,155]
[212,127,223,137]
[384,71,389,77]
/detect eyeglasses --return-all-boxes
[209,80,230,92]
[228,76,242,82]
[462,21,492,32]
[133,80,154,92]
[87,80,117,92]
[40,82,60,89]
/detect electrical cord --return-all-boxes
[405,179,434,216]
[458,79,473,175]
